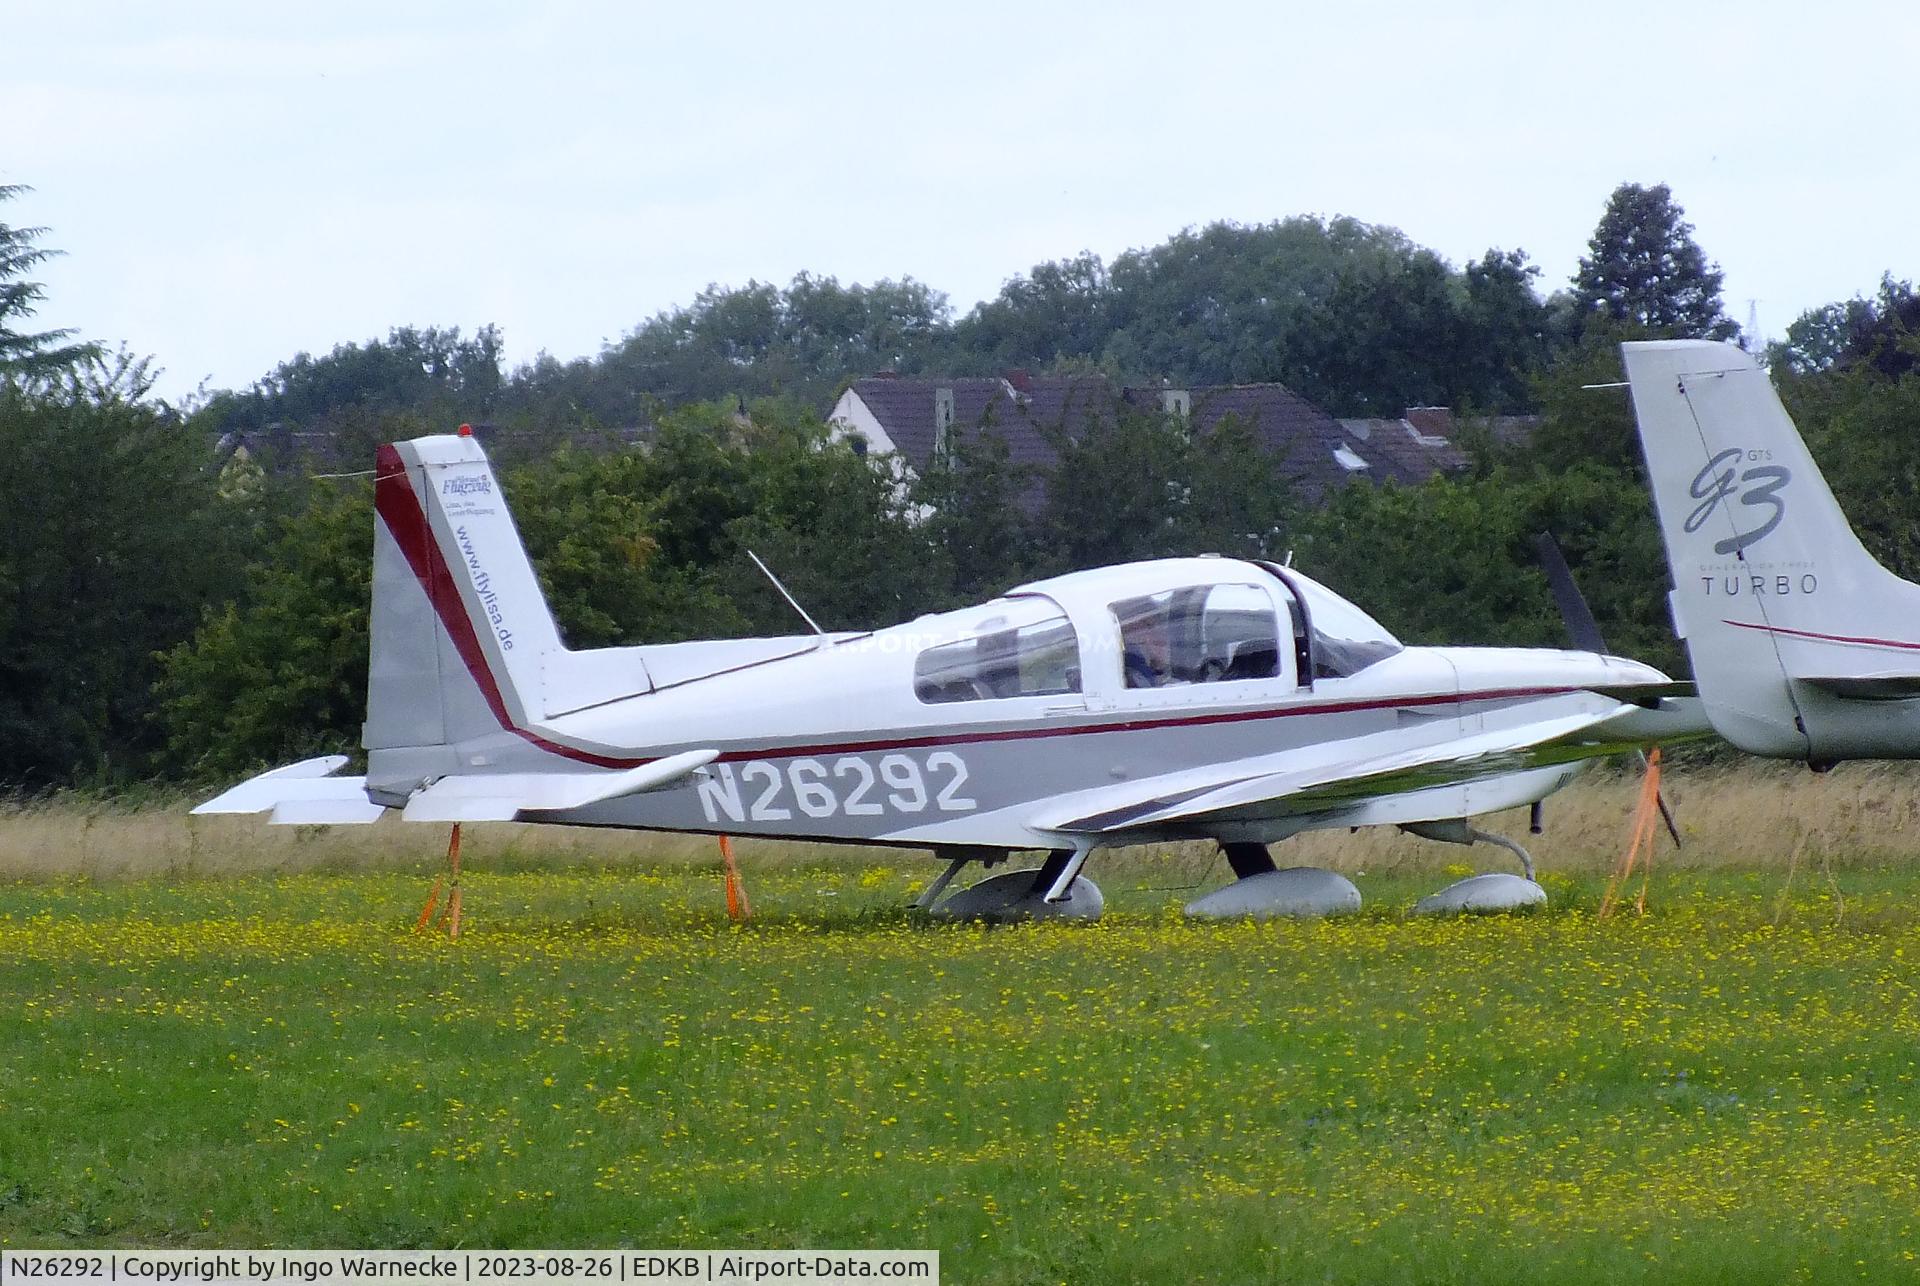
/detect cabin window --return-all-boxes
[1112,584,1282,689]
[914,608,1081,703]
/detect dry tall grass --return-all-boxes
[3,759,1917,882]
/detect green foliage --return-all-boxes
[0,185,97,377]
[1770,274,1920,380]
[153,482,374,780]
[0,382,247,784]
[1571,182,1736,340]
[151,400,947,775]
[1291,334,1684,674]
[49,184,1920,790]
[590,274,951,417]
[1032,404,1295,572]
[198,325,504,439]
[1779,359,1920,579]
[907,426,1039,605]
[1296,475,1554,649]
[946,252,1111,374]
[502,447,740,648]
[951,219,1561,415]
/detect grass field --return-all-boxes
[3,764,1920,1282]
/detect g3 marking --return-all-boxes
[696,751,976,824]
[1684,447,1790,555]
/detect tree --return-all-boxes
[1571,182,1736,339]
[0,380,249,783]
[959,217,1561,415]
[197,324,506,439]
[0,185,96,378]
[1770,275,1920,380]
[153,480,374,779]
[907,425,1040,605]
[947,252,1112,373]
[1776,358,1920,579]
[592,274,950,414]
[1034,401,1294,570]
[1456,249,1557,412]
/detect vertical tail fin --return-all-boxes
[1623,340,1920,759]
[365,434,569,752]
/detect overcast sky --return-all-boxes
[8,2,1917,401]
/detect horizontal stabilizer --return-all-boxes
[1583,680,1696,705]
[400,749,720,822]
[1584,695,1713,742]
[192,755,384,824]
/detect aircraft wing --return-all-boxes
[1036,705,1677,837]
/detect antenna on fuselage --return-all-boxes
[746,549,826,637]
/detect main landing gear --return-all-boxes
[914,819,1552,923]
[920,845,1104,922]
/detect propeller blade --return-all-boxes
[1534,531,1608,655]
[1538,534,1684,849]
[1631,748,1683,849]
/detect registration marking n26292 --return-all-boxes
[696,752,974,825]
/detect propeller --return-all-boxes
[1533,532,1682,849]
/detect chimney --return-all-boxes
[1003,368,1033,394]
[934,386,956,459]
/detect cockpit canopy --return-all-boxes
[904,559,1404,705]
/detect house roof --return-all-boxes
[842,375,1110,473]
[1335,415,1471,485]
[1127,383,1364,501]
[838,374,1474,504]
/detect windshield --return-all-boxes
[1285,569,1403,678]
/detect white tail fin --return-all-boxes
[364,430,675,777]
[1623,340,1920,760]
[366,434,571,751]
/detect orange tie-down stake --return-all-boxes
[415,823,466,939]
[718,834,751,922]
[1600,747,1663,920]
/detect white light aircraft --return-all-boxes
[196,430,1704,918]
[1624,339,1920,766]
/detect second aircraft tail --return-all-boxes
[1622,339,1920,761]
